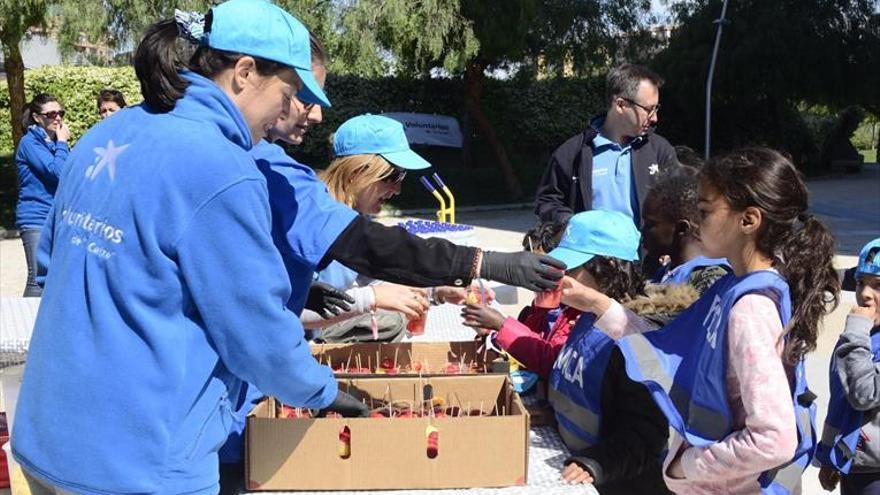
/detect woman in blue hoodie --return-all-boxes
[15,93,70,297]
[13,2,374,494]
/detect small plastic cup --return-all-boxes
[533,277,563,309]
[407,311,428,336]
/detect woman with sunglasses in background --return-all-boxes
[15,93,70,296]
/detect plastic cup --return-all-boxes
[533,277,563,309]
[407,312,428,336]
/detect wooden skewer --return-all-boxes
[346,350,353,371]
[394,348,400,371]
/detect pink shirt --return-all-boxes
[596,295,799,494]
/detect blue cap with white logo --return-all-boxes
[857,237,880,278]
[333,114,431,170]
[207,0,330,107]
[547,210,641,270]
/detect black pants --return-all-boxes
[843,472,880,495]
[21,228,43,297]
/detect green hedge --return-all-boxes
[2,66,605,163]
[1,66,606,228]
[1,66,143,155]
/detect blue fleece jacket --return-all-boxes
[15,125,69,229]
[214,141,358,465]
[253,140,358,314]
[13,71,337,495]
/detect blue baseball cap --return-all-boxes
[548,210,641,270]
[857,237,880,278]
[333,115,431,170]
[207,0,330,107]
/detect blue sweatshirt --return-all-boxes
[15,125,69,229]
[213,141,358,465]
[13,72,337,495]
[253,140,358,314]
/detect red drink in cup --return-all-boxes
[407,311,428,336]
[533,276,563,309]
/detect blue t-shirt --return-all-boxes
[590,131,637,224]
[14,125,69,229]
[253,140,358,314]
[13,72,337,495]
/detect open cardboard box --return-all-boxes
[245,375,529,491]
[310,340,508,376]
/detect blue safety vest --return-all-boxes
[617,271,816,494]
[548,313,616,450]
[660,256,729,285]
[817,330,880,473]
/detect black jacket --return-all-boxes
[566,348,672,495]
[534,125,679,224]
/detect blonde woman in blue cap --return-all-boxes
[818,238,880,495]
[307,114,470,338]
[12,1,370,493]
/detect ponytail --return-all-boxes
[702,147,840,364]
[134,20,188,112]
[776,213,839,363]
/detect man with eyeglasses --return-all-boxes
[535,63,679,226]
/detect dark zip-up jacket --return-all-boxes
[535,123,678,224]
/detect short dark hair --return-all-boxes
[605,63,663,106]
[522,221,567,253]
[584,256,645,302]
[97,88,127,111]
[310,31,328,66]
[645,174,700,225]
[674,145,705,170]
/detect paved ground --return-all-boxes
[0,164,877,493]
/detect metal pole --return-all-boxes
[705,0,731,160]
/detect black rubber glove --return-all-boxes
[480,251,566,291]
[305,281,355,319]
[320,389,370,418]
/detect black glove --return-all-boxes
[320,389,370,418]
[305,281,355,319]
[480,251,566,292]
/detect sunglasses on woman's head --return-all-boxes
[40,110,65,120]
[382,168,407,184]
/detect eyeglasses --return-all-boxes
[39,110,66,120]
[620,97,660,117]
[382,168,407,184]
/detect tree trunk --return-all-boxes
[2,37,26,150]
[463,60,523,197]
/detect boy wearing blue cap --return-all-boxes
[463,211,671,495]
[818,238,880,495]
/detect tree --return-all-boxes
[333,0,653,197]
[1,0,53,148]
[654,0,879,170]
[55,0,211,63]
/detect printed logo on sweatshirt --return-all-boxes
[649,163,659,175]
[85,140,130,181]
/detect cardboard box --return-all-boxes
[310,340,507,375]
[245,375,529,491]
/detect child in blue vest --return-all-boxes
[817,237,880,495]
[464,211,673,494]
[560,147,840,494]
[641,173,729,294]
[15,93,70,297]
